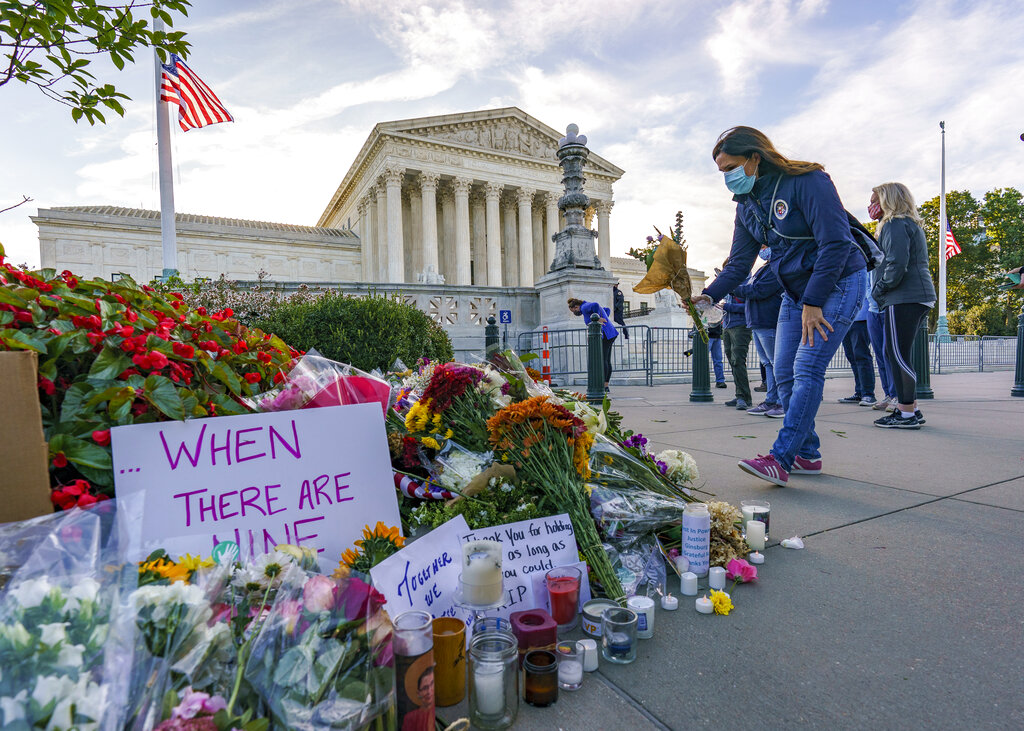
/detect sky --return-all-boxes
[2,0,1023,279]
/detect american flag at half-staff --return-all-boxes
[393,472,455,501]
[160,54,233,131]
[944,222,962,260]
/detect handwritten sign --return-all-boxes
[460,514,588,620]
[111,404,401,570]
[370,515,469,622]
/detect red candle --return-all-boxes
[547,575,580,625]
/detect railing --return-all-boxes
[512,327,1018,385]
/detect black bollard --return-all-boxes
[690,331,713,403]
[485,315,499,359]
[1012,305,1024,397]
[911,317,934,400]
[586,313,604,404]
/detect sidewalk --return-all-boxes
[439,372,1024,729]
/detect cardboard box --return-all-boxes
[0,351,52,522]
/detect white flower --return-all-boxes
[31,675,71,709]
[55,644,85,669]
[8,577,53,608]
[570,401,608,436]
[67,577,101,605]
[39,622,68,647]
[655,449,699,484]
[0,690,27,725]
[1,622,32,650]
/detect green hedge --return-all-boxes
[254,291,453,371]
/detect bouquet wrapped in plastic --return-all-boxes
[588,435,699,502]
[0,506,120,730]
[247,353,393,416]
[244,572,395,731]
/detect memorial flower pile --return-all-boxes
[0,245,295,502]
[334,523,406,578]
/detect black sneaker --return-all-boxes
[724,398,739,407]
[915,409,925,424]
[716,382,728,389]
[754,383,767,392]
[874,412,921,429]
[837,395,861,404]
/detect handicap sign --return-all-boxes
[499,310,512,324]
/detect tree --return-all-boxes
[918,190,989,326]
[1,1,190,124]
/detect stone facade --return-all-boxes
[33,206,359,282]
[318,107,625,285]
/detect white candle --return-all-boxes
[558,659,584,686]
[695,595,713,614]
[627,595,655,639]
[674,555,689,574]
[473,664,505,716]
[680,572,699,596]
[578,639,599,671]
[661,593,679,611]
[746,520,766,551]
[462,539,503,605]
[708,566,726,590]
[749,551,765,565]
[741,505,756,531]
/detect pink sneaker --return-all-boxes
[738,454,789,487]
[790,456,822,475]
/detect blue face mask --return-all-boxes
[724,162,756,194]
[758,247,771,261]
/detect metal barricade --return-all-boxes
[516,326,652,386]
[932,335,981,373]
[980,336,1018,371]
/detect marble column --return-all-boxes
[402,188,414,282]
[501,193,518,288]
[439,186,455,282]
[596,199,613,270]
[484,182,503,286]
[357,197,373,282]
[532,201,545,284]
[516,187,536,287]
[384,166,405,283]
[470,190,487,285]
[545,191,559,273]
[409,187,423,278]
[374,180,388,281]
[453,176,472,286]
[418,171,441,282]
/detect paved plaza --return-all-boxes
[439,371,1024,730]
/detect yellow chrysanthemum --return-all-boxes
[422,436,441,450]
[176,553,214,572]
[710,589,733,616]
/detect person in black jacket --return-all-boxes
[869,183,936,429]
[733,248,784,417]
[612,282,629,340]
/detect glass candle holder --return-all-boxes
[545,566,582,630]
[473,616,513,638]
[469,631,519,730]
[556,641,584,691]
[393,610,435,729]
[462,540,503,605]
[432,617,466,707]
[523,650,559,707]
[740,499,771,540]
[601,607,638,665]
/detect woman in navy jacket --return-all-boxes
[692,126,867,486]
[568,297,618,392]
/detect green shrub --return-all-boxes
[947,302,1017,336]
[254,291,453,371]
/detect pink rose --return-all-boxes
[726,558,757,584]
[171,688,227,720]
[302,574,338,613]
[338,576,386,621]
[278,599,304,634]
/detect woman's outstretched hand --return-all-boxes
[801,304,833,346]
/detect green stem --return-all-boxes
[227,578,275,715]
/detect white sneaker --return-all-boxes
[859,395,877,406]
[872,396,892,411]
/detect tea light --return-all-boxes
[749,551,765,565]
[578,639,599,671]
[746,520,766,551]
[660,593,679,611]
[708,566,726,590]
[695,595,713,614]
[680,572,699,596]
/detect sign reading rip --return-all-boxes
[111,403,400,569]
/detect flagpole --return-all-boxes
[936,121,949,340]
[154,19,178,280]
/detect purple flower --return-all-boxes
[171,688,227,720]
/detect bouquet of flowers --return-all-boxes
[487,396,625,603]
[243,572,395,731]
[402,362,496,453]
[248,353,392,417]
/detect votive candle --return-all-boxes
[661,593,679,611]
[680,572,699,596]
[695,595,713,614]
[749,551,765,565]
[746,520,766,551]
[708,566,726,590]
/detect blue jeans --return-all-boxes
[866,310,895,399]
[752,328,779,404]
[709,337,725,383]
[841,320,875,398]
[771,270,867,471]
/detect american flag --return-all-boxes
[944,221,962,260]
[160,55,233,132]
